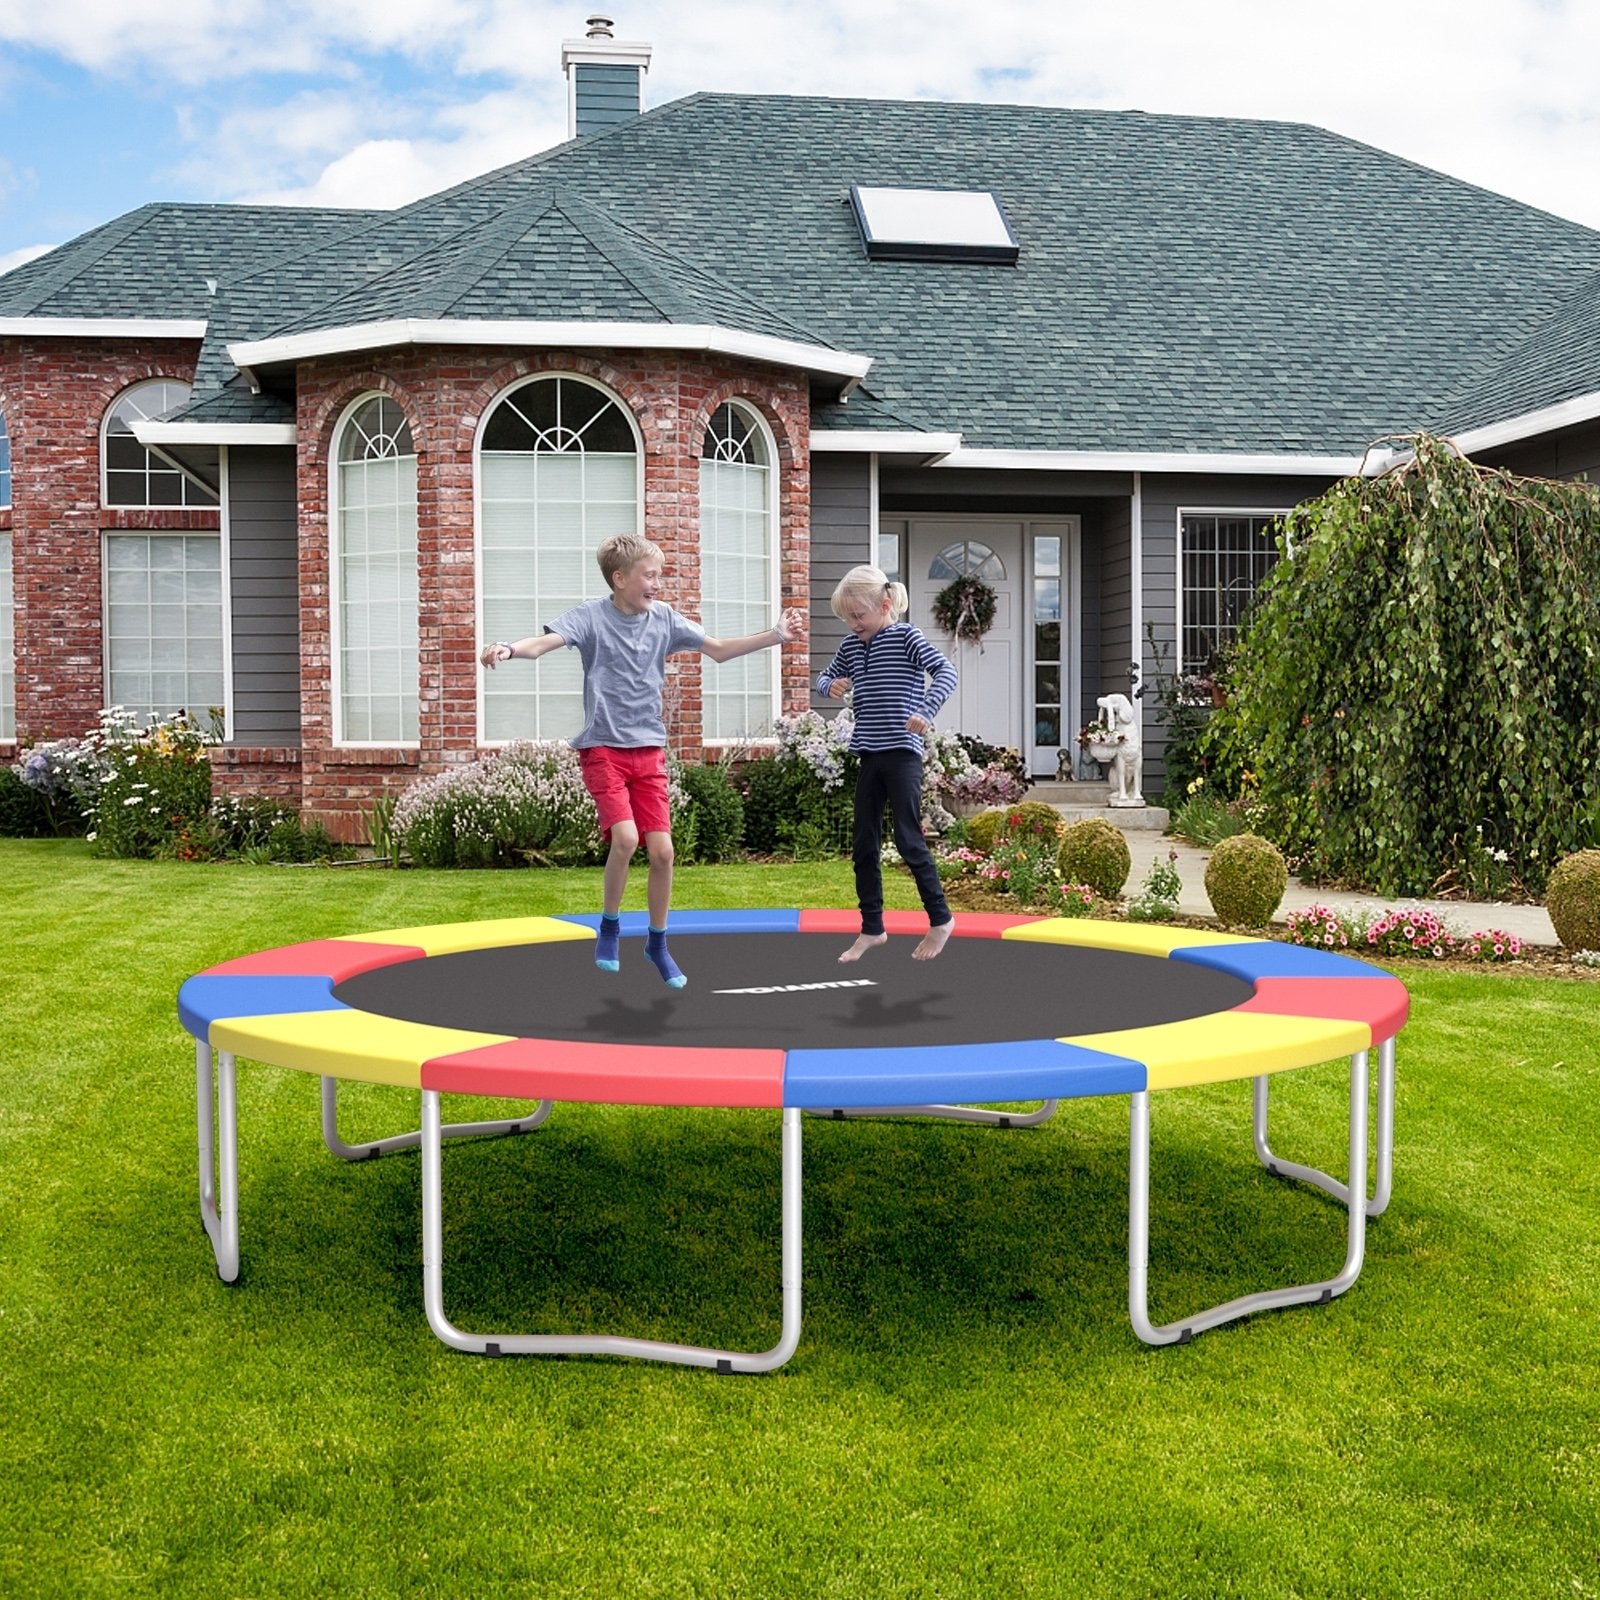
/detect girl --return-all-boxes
[816,565,958,962]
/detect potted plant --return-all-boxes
[1077,717,1124,765]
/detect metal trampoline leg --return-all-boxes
[421,1092,804,1372]
[805,1099,1060,1129]
[197,1039,239,1282]
[1254,1034,1395,1218]
[1129,1050,1369,1346]
[320,1075,553,1161]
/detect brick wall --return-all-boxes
[294,345,812,833]
[0,336,209,746]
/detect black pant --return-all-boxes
[853,749,951,936]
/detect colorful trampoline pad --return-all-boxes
[999,920,1255,956]
[1169,940,1398,982]
[555,908,801,935]
[179,974,345,1041]
[784,1038,1145,1107]
[202,937,423,981]
[332,915,595,956]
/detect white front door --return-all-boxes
[907,521,1022,749]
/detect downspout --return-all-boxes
[1130,470,1144,747]
[868,452,880,564]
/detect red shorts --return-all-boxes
[578,745,672,841]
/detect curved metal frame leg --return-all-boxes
[805,1099,1060,1128]
[1253,1034,1395,1218]
[1129,1050,1369,1346]
[320,1075,552,1162]
[197,1040,239,1282]
[421,1094,804,1372]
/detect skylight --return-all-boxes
[849,185,1019,265]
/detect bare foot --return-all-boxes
[838,932,889,963]
[912,919,955,961]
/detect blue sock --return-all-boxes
[645,926,686,989]
[595,913,621,972]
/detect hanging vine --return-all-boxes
[932,574,998,645]
[1207,434,1600,896]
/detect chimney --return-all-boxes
[561,15,652,140]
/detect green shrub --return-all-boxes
[1545,849,1600,950]
[1169,787,1248,849]
[678,762,745,862]
[964,809,1007,854]
[739,755,854,857]
[92,713,213,859]
[0,765,54,837]
[1057,818,1131,899]
[1204,833,1288,928]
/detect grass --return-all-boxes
[1,838,1597,1598]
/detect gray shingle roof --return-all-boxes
[9,93,1600,455]
[1429,267,1600,435]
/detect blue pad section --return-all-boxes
[554,909,801,936]
[784,1038,1146,1109]
[1170,941,1390,982]
[178,975,346,1041]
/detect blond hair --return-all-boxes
[830,564,908,622]
[597,533,663,590]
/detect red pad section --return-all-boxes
[202,939,424,982]
[422,1038,787,1108]
[1236,977,1410,1044]
[797,909,1041,937]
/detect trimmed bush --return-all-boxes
[1546,849,1600,950]
[964,809,1007,854]
[1204,832,1288,928]
[0,765,54,837]
[1057,817,1131,899]
[679,761,745,862]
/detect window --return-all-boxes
[700,402,776,740]
[103,380,217,508]
[1179,513,1283,680]
[478,376,640,741]
[104,533,224,725]
[0,406,11,508]
[0,533,13,739]
[929,539,1005,582]
[334,396,418,744]
[849,185,1019,264]
[1033,533,1062,748]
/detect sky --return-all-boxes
[1,0,1598,276]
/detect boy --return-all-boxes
[482,533,804,987]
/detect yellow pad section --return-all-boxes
[1003,919,1253,957]
[330,915,595,956]
[211,1008,514,1088]
[1065,1009,1370,1090]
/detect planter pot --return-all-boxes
[1085,740,1122,764]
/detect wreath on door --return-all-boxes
[932,574,998,646]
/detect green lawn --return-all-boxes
[1,839,1596,1598]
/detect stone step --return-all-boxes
[1018,782,1172,831]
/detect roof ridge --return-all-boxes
[546,193,706,323]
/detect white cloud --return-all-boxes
[2,0,1598,229]
[0,243,54,276]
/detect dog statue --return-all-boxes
[1095,692,1145,807]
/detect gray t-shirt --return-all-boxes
[545,596,706,748]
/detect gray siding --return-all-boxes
[1096,496,1132,741]
[1475,418,1600,482]
[227,446,301,744]
[1138,473,1335,791]
[574,64,642,137]
[809,455,873,706]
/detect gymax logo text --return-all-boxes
[713,979,879,995]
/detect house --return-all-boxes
[3,18,1599,834]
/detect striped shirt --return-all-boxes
[816,623,959,754]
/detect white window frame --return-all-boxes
[0,529,14,740]
[99,524,232,735]
[100,379,217,509]
[699,399,781,747]
[1174,505,1290,690]
[328,392,421,749]
[473,372,645,746]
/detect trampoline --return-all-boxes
[178,909,1408,1371]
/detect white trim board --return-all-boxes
[1451,389,1600,456]
[137,422,297,446]
[0,316,206,338]
[229,319,872,392]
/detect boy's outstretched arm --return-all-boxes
[700,607,806,664]
[480,631,567,668]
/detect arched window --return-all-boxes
[102,380,216,507]
[0,405,12,508]
[478,376,640,741]
[699,402,777,740]
[334,396,418,743]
